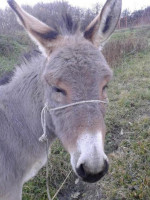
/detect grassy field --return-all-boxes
[0,26,150,200]
[100,50,150,200]
[0,33,34,75]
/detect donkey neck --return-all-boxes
[8,56,44,108]
[0,56,54,138]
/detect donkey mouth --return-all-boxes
[76,160,109,183]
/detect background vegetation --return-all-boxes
[0,1,150,200]
[0,1,150,34]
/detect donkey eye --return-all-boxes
[52,86,67,96]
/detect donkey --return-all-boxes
[0,0,122,199]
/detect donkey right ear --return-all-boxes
[84,0,122,47]
[7,0,62,57]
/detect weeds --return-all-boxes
[0,33,33,75]
[103,26,150,67]
[100,50,150,200]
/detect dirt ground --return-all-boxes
[58,175,103,200]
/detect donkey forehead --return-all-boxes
[45,39,112,83]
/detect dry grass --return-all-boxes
[103,37,148,67]
[103,26,150,67]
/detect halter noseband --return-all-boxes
[47,99,108,112]
[39,99,108,142]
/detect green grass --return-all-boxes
[22,140,71,200]
[100,50,150,200]
[0,33,33,75]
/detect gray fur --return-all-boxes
[0,57,55,199]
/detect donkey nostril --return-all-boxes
[76,164,87,178]
[104,159,109,173]
[76,159,109,183]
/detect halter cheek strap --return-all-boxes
[47,99,109,112]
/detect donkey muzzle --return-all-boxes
[76,159,109,183]
[71,132,109,183]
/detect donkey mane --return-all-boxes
[0,71,14,85]
[50,13,80,35]
[2,55,44,90]
[0,50,41,86]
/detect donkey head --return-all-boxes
[8,0,122,183]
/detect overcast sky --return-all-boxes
[1,0,150,12]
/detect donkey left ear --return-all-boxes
[7,0,62,57]
[84,0,122,46]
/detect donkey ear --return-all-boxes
[7,0,61,56]
[84,0,122,46]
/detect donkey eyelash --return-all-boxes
[52,86,67,96]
